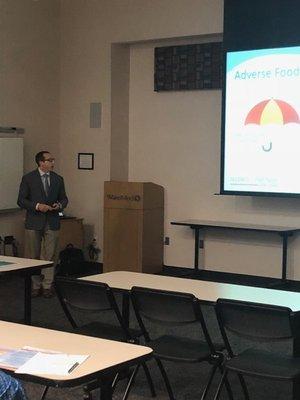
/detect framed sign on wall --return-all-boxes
[78,153,94,170]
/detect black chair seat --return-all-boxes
[76,322,141,342]
[226,349,300,380]
[150,335,224,363]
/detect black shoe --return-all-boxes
[31,288,42,298]
[43,288,54,298]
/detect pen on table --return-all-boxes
[68,362,79,374]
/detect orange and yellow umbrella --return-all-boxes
[245,99,300,125]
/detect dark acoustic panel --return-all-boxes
[154,42,223,92]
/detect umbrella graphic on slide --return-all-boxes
[244,99,300,152]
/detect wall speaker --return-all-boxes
[90,102,102,128]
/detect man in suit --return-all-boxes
[18,151,68,298]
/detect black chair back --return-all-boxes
[55,276,131,340]
[213,299,300,400]
[217,299,293,339]
[130,287,235,400]
[55,277,156,400]
[131,286,215,352]
[215,298,300,357]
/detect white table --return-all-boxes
[0,320,152,400]
[0,255,53,324]
[81,271,300,311]
[171,219,300,281]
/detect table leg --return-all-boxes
[122,292,130,329]
[280,233,292,282]
[24,274,32,325]
[194,227,200,271]
[100,374,114,400]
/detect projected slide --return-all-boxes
[223,46,300,195]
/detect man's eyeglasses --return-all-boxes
[44,158,55,162]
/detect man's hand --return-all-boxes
[51,203,60,211]
[37,203,52,213]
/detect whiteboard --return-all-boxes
[0,138,23,210]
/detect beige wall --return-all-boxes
[111,43,130,181]
[59,0,223,256]
[128,40,300,279]
[3,0,300,280]
[0,0,60,254]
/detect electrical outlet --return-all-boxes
[164,237,170,245]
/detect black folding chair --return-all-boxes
[214,298,300,400]
[54,276,155,400]
[131,286,233,400]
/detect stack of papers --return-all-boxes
[16,353,88,375]
[0,348,37,370]
[0,261,13,267]
[0,347,89,376]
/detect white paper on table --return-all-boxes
[0,349,38,369]
[15,353,89,376]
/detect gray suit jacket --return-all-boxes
[17,169,68,230]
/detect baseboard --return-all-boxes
[162,264,300,291]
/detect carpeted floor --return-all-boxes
[0,274,292,399]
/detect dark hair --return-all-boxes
[35,151,50,166]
